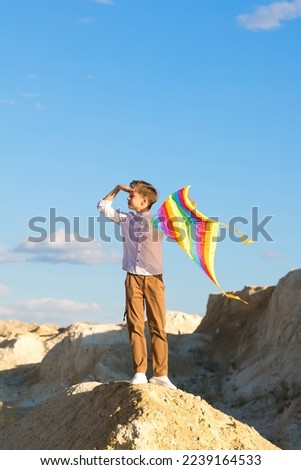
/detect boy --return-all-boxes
[97,180,176,390]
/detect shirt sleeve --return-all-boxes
[97,198,127,224]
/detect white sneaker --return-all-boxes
[130,372,148,385]
[149,375,177,390]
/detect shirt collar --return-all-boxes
[135,210,152,220]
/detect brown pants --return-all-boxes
[125,273,168,377]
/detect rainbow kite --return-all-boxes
[152,185,253,303]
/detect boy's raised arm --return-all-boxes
[102,184,133,201]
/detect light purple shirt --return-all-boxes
[97,199,163,275]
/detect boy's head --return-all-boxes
[129,180,159,210]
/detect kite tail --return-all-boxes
[223,291,248,304]
[219,221,254,245]
[213,279,249,304]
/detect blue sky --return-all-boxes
[1,0,300,326]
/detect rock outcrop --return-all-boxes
[193,269,301,450]
[0,382,279,450]
[0,269,301,449]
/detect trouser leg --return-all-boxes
[125,274,148,373]
[144,274,168,376]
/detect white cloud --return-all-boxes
[78,17,95,24]
[93,0,115,4]
[27,73,39,80]
[0,245,26,263]
[0,284,11,295]
[35,102,46,111]
[237,0,301,30]
[1,229,121,265]
[20,93,39,99]
[0,298,102,324]
[261,251,283,259]
[0,99,16,106]
[4,297,101,313]
[0,305,14,316]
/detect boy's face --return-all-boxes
[127,189,149,212]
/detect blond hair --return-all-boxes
[130,180,159,208]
